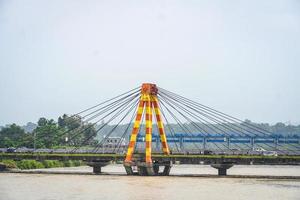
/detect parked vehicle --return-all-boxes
[15,147,34,153]
[215,151,226,155]
[6,147,16,153]
[203,150,213,155]
[254,147,266,152]
[262,151,278,156]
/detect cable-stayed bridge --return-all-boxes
[1,83,299,176]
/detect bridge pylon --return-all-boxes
[123,83,172,176]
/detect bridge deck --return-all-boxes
[1,153,300,165]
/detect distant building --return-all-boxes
[102,137,126,148]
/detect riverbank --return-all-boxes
[0,159,85,170]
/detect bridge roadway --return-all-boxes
[1,153,300,164]
[1,153,300,175]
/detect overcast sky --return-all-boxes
[0,0,299,125]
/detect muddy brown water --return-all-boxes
[0,165,299,200]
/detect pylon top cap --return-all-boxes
[141,83,158,95]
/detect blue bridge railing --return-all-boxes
[134,133,299,145]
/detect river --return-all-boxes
[0,165,300,200]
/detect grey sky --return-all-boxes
[0,0,299,125]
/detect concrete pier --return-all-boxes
[123,160,173,176]
[211,163,234,176]
[137,163,155,176]
[87,160,111,174]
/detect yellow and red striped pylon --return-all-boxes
[125,83,170,164]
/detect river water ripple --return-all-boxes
[0,165,299,200]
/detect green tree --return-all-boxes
[58,114,97,146]
[33,118,64,148]
[0,124,28,147]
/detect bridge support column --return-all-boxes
[87,160,111,174]
[211,163,234,176]
[162,165,172,176]
[124,163,134,175]
[123,160,172,176]
[93,165,102,174]
[124,84,171,176]
[137,163,155,176]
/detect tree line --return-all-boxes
[0,114,97,148]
